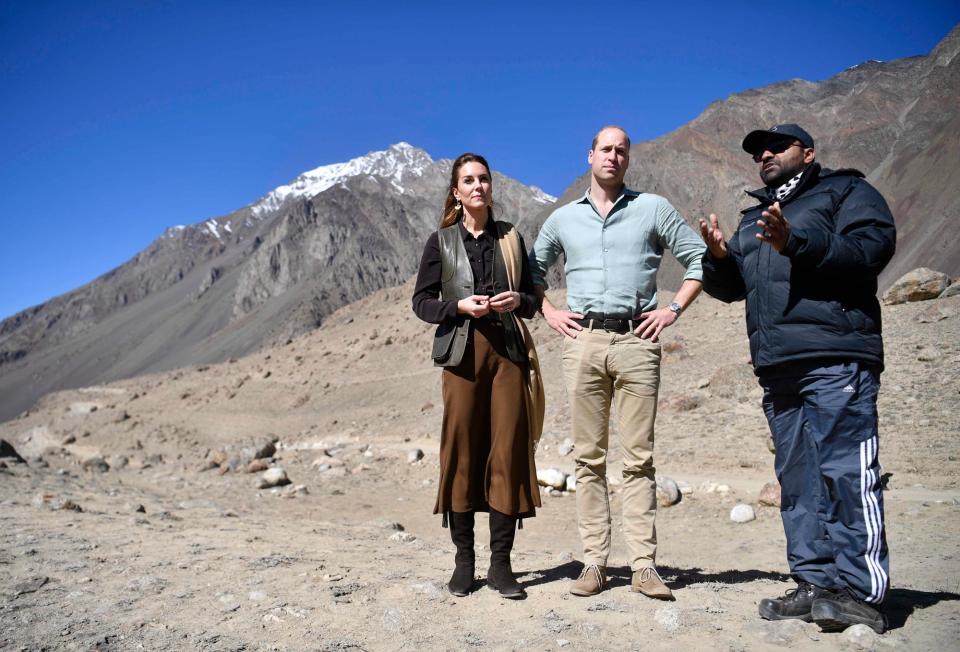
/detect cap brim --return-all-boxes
[742,130,781,156]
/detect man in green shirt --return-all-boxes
[531,126,705,599]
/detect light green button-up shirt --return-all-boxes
[530,188,705,316]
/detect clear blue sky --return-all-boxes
[2,1,957,319]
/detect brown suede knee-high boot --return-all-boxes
[448,511,475,597]
[487,510,526,599]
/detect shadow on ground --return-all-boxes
[520,562,790,590]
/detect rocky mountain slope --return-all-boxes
[0,144,554,421]
[535,25,960,292]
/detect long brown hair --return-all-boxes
[439,152,493,228]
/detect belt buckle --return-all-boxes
[602,318,620,332]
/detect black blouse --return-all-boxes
[412,220,539,324]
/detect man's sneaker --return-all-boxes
[811,589,887,634]
[759,582,834,622]
[631,567,674,600]
[570,564,606,596]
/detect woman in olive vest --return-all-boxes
[412,153,541,599]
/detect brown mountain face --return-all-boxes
[535,25,960,293]
[0,144,555,422]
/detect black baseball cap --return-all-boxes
[742,124,814,156]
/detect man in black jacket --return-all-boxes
[699,124,896,634]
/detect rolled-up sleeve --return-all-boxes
[656,198,705,281]
[529,214,563,289]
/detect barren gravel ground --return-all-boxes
[2,284,958,651]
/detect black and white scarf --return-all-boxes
[774,170,804,201]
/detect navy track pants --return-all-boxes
[760,360,889,604]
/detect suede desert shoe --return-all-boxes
[631,567,674,600]
[570,564,606,596]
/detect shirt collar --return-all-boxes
[457,218,497,241]
[577,187,641,213]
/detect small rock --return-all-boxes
[108,455,129,470]
[61,434,77,445]
[916,347,942,362]
[656,476,681,506]
[758,481,781,507]
[389,531,417,543]
[565,474,576,493]
[941,282,960,298]
[715,484,731,493]
[367,519,405,531]
[845,623,882,648]
[82,456,110,473]
[557,640,570,648]
[558,438,575,456]
[34,493,83,512]
[248,590,267,602]
[258,467,290,489]
[0,439,26,464]
[882,267,950,304]
[281,484,309,498]
[676,480,693,495]
[407,448,424,464]
[730,503,756,523]
[654,606,681,632]
[555,551,574,563]
[537,467,568,490]
[696,377,710,389]
[420,402,434,412]
[247,458,270,473]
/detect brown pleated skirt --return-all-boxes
[434,319,540,518]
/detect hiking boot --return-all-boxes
[570,564,606,596]
[631,567,674,601]
[811,589,887,634]
[447,511,475,597]
[486,510,526,599]
[758,582,832,622]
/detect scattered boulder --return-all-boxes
[0,439,26,464]
[537,468,568,490]
[82,456,110,473]
[258,467,290,489]
[108,455,129,470]
[247,458,270,473]
[565,474,576,493]
[656,476,682,506]
[882,268,950,304]
[730,503,756,523]
[941,282,960,299]
[389,531,417,543]
[60,434,77,445]
[407,448,424,464]
[758,481,781,507]
[845,624,883,648]
[558,438,575,457]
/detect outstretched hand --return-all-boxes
[698,213,728,259]
[756,202,791,252]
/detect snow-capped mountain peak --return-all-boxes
[251,142,434,215]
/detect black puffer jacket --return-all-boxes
[702,164,896,373]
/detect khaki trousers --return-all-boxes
[561,328,661,570]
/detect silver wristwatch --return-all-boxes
[668,302,683,317]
